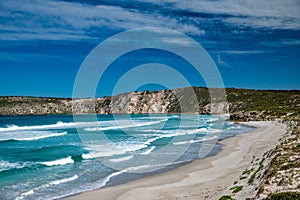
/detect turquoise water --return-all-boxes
[0,114,254,200]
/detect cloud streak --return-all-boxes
[0,0,299,51]
[138,0,300,29]
[0,0,204,41]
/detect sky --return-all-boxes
[0,0,300,97]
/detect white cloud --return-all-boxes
[217,54,231,68]
[0,0,204,41]
[260,39,300,47]
[1,0,298,43]
[280,39,300,46]
[162,36,204,46]
[138,0,300,29]
[218,50,270,54]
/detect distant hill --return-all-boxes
[0,87,299,122]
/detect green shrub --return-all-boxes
[269,192,300,200]
[230,185,243,193]
[219,195,233,200]
[242,169,253,175]
[280,162,296,170]
[248,173,256,184]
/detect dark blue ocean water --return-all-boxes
[0,114,254,200]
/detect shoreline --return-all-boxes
[66,121,286,200]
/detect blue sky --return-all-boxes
[0,0,300,97]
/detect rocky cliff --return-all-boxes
[0,87,299,122]
[0,87,228,115]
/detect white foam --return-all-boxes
[96,170,125,188]
[93,160,190,189]
[227,125,241,130]
[0,160,27,172]
[121,160,187,173]
[0,131,67,141]
[83,142,148,159]
[94,164,153,189]
[142,128,207,138]
[84,119,167,132]
[208,128,222,133]
[0,118,166,134]
[15,175,79,200]
[82,144,126,159]
[0,120,111,132]
[16,189,35,200]
[0,122,74,132]
[144,137,160,145]
[49,175,78,185]
[109,155,134,162]
[140,146,156,155]
[41,156,74,166]
[173,136,218,145]
[115,141,148,152]
[206,117,220,123]
[82,153,94,159]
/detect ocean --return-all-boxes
[0,114,254,200]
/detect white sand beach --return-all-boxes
[66,121,286,200]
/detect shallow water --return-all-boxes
[0,114,254,200]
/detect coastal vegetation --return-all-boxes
[219,195,233,200]
[226,122,300,199]
[269,191,300,199]
[230,185,243,193]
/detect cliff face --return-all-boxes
[0,87,225,115]
[0,87,299,121]
[109,90,178,114]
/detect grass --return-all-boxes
[230,185,243,193]
[248,158,265,184]
[248,173,256,184]
[242,169,253,175]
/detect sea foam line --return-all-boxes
[16,131,67,141]
[96,159,190,188]
[84,119,167,132]
[15,175,79,200]
[0,120,114,132]
[0,160,28,172]
[141,128,208,138]
[41,156,74,166]
[140,146,156,155]
[0,131,68,141]
[172,136,218,145]
[109,155,134,162]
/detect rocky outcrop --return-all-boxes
[202,102,229,115]
[229,111,277,121]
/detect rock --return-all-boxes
[230,110,268,121]
[202,102,229,115]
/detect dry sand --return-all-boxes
[66,121,286,200]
